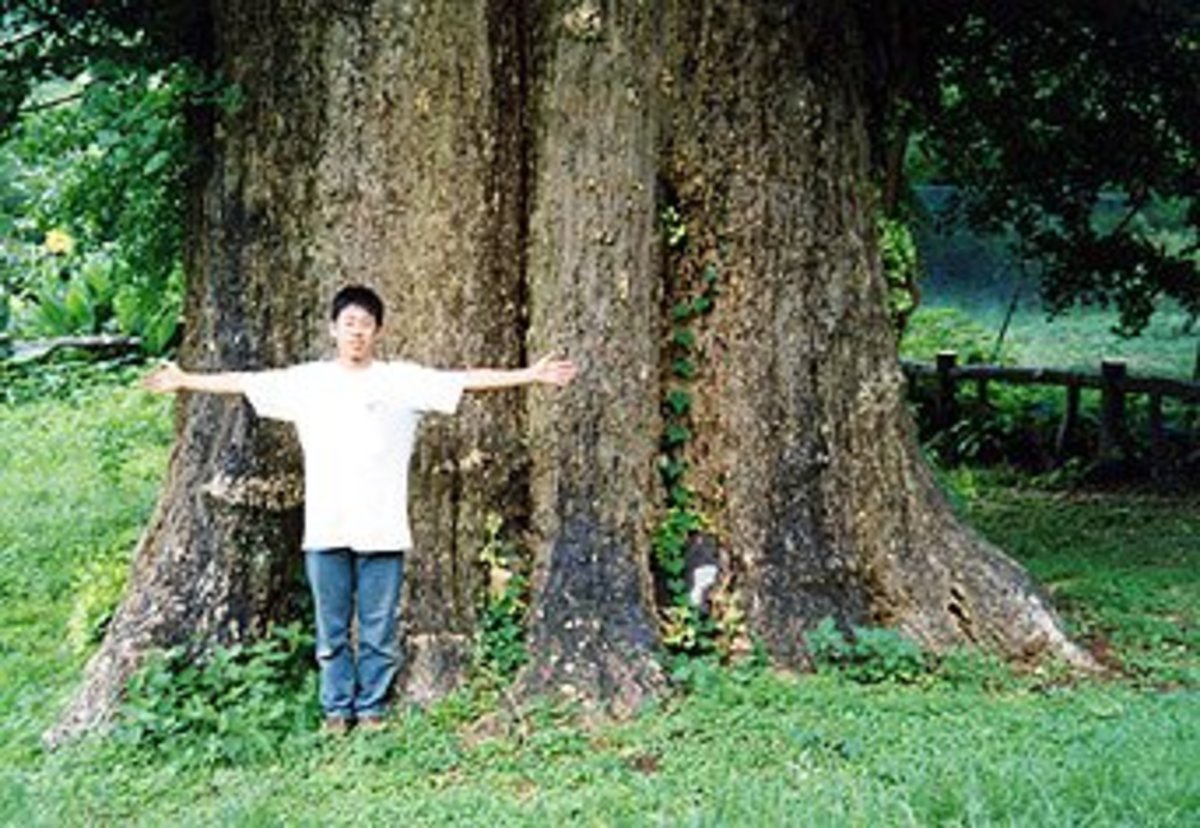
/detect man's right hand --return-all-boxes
[141,363,250,396]
[141,362,187,394]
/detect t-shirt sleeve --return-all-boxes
[391,362,467,414]
[243,365,310,422]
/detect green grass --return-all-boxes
[0,360,172,764]
[904,299,1196,379]
[8,674,1198,826]
[950,467,1199,687]
[1,363,1197,827]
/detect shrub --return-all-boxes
[804,618,928,684]
[932,646,1019,692]
[116,623,318,766]
[474,514,530,680]
[1,70,188,355]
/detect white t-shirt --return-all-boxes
[244,360,466,552]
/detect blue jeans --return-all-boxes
[304,548,404,720]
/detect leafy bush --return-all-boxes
[879,215,922,329]
[804,618,928,684]
[923,382,1077,469]
[806,620,1021,689]
[1,69,189,353]
[474,514,530,680]
[116,623,318,766]
[932,646,1018,692]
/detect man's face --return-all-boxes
[331,303,380,365]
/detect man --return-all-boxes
[143,284,576,732]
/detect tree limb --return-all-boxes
[8,335,143,363]
[18,89,85,115]
[0,24,51,52]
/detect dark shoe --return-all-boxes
[321,716,350,736]
[357,714,388,732]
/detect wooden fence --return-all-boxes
[901,351,1200,465]
[4,334,143,363]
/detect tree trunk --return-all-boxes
[48,0,1088,746]
[658,1,1088,666]
[46,0,531,745]
[517,0,666,712]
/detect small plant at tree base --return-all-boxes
[66,540,135,654]
[660,603,717,656]
[933,646,1019,692]
[116,622,318,766]
[804,617,928,684]
[475,512,530,680]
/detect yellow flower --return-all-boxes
[43,229,75,255]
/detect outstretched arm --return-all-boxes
[462,353,577,392]
[141,362,254,396]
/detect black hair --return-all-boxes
[331,284,384,326]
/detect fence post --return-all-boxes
[1148,393,1166,478]
[1098,359,1128,461]
[1056,383,1081,459]
[935,351,959,433]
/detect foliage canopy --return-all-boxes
[1,0,1195,341]
[868,0,1198,334]
[0,1,213,351]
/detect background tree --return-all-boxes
[0,71,189,351]
[8,1,1160,746]
[0,1,217,351]
[865,0,1198,337]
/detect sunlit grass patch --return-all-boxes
[948,467,1198,687]
[906,298,1196,379]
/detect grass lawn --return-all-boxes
[903,299,1196,380]
[1,363,1196,827]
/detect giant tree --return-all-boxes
[28,0,1100,746]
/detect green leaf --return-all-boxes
[667,485,693,508]
[664,388,692,416]
[63,284,95,330]
[658,455,687,483]
[663,423,691,447]
[672,328,696,350]
[672,358,696,380]
[142,150,171,176]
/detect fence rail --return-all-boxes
[5,334,143,363]
[901,351,1200,465]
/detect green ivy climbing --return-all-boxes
[654,204,722,656]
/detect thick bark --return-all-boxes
[300,0,532,704]
[661,1,1088,667]
[46,0,529,745]
[518,0,666,712]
